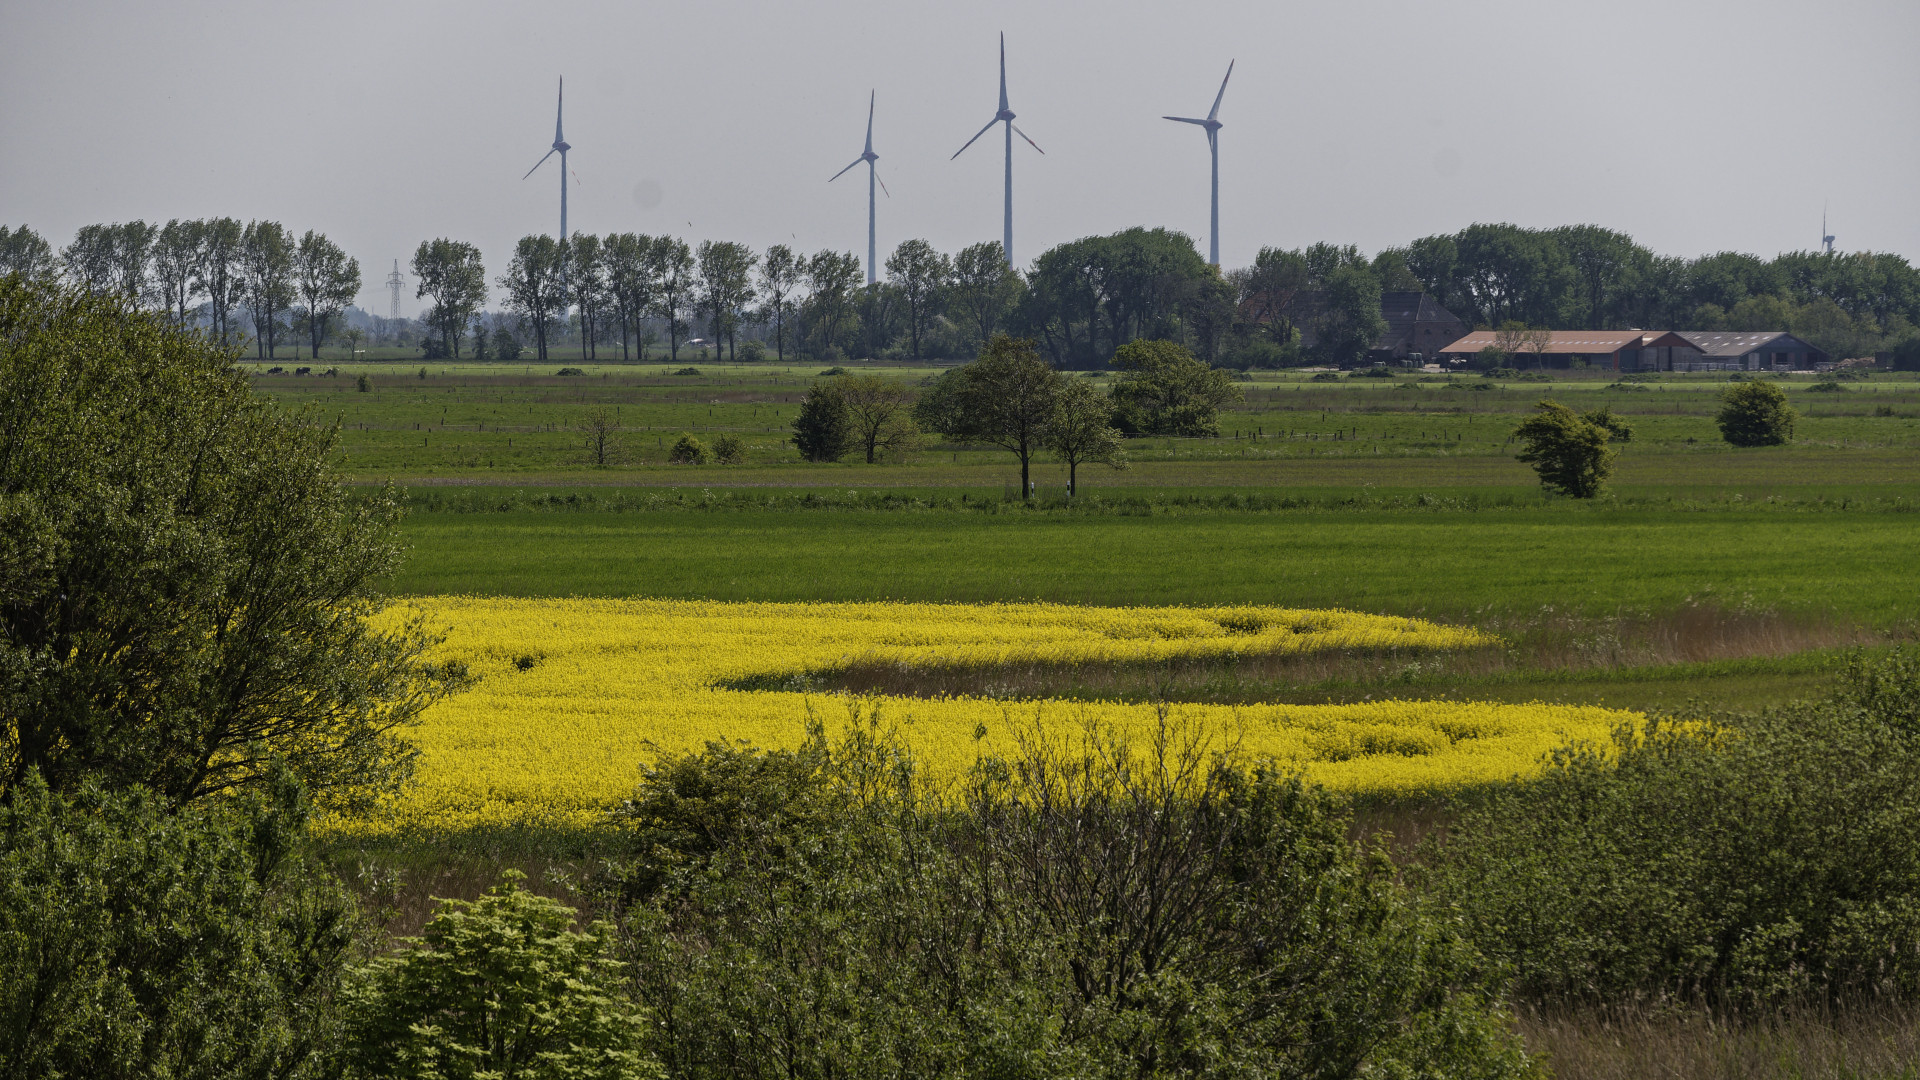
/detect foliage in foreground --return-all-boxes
[0,771,362,1079]
[344,872,658,1080]
[0,278,466,809]
[1427,649,1920,1008]
[595,714,1540,1080]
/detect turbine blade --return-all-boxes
[556,76,565,143]
[875,168,891,198]
[865,90,875,154]
[1208,60,1233,121]
[998,31,1009,113]
[952,117,998,160]
[522,148,557,180]
[1012,124,1044,154]
[1164,116,1209,126]
[829,157,864,182]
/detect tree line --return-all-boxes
[10,218,1919,368]
[0,219,360,360]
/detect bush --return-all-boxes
[667,434,708,464]
[711,434,746,464]
[1354,364,1396,378]
[1310,370,1342,382]
[1426,650,1920,1009]
[344,873,656,1080]
[1601,381,1648,392]
[1482,367,1519,379]
[673,366,701,376]
[356,374,371,392]
[791,381,853,462]
[495,330,524,361]
[738,339,767,362]
[0,772,361,1078]
[601,717,1537,1079]
[556,366,586,376]
[1807,379,1846,392]
[1512,399,1619,498]
[1717,380,1796,446]
[817,366,849,376]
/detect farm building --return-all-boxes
[1665,331,1827,372]
[1436,330,1693,371]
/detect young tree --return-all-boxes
[498,235,567,360]
[239,219,295,359]
[151,219,203,325]
[343,873,655,1080]
[791,380,853,462]
[580,407,623,466]
[757,243,805,363]
[1044,377,1128,495]
[412,238,486,359]
[805,250,862,359]
[0,224,58,282]
[886,239,951,360]
[1520,326,1554,369]
[915,335,1064,498]
[1512,399,1616,498]
[602,232,658,361]
[1108,338,1241,436]
[195,217,246,346]
[566,231,608,360]
[1717,380,1797,446]
[948,240,1020,350]
[837,374,919,463]
[0,278,466,806]
[295,230,361,360]
[651,237,694,361]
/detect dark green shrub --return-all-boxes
[711,434,746,464]
[673,366,701,376]
[1354,364,1396,378]
[601,717,1539,1079]
[1718,380,1796,446]
[557,366,586,376]
[1426,650,1920,1008]
[1807,379,1846,392]
[356,374,371,392]
[1310,370,1342,382]
[791,380,853,462]
[1482,367,1519,379]
[817,366,849,376]
[0,772,361,1078]
[1512,399,1617,498]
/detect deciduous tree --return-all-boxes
[836,374,919,463]
[885,239,950,360]
[804,250,862,359]
[696,240,758,361]
[152,218,203,325]
[295,230,360,360]
[567,231,609,360]
[1717,379,1796,446]
[195,217,246,346]
[1108,337,1240,436]
[757,243,805,363]
[1512,399,1616,497]
[651,237,694,361]
[948,240,1020,351]
[915,335,1063,497]
[0,224,57,283]
[791,380,852,462]
[412,238,486,359]
[0,278,466,806]
[499,235,567,360]
[1044,376,1128,495]
[603,233,659,361]
[240,219,295,359]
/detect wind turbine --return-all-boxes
[1822,203,1836,254]
[523,77,571,241]
[1164,60,1234,267]
[952,32,1043,266]
[830,91,889,287]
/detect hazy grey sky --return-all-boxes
[3,0,1916,315]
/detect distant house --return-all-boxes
[1666,331,1827,372]
[1283,291,1467,363]
[1436,330,1693,371]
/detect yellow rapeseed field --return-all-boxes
[365,598,1633,832]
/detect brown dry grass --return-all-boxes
[1518,1002,1920,1080]
[782,605,1886,707]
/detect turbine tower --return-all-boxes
[1164,60,1234,267]
[952,32,1043,266]
[830,91,889,286]
[523,77,571,240]
[1822,204,1836,254]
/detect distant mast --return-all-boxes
[829,91,888,286]
[952,33,1045,267]
[386,260,404,321]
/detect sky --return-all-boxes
[3,0,1916,316]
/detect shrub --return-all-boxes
[0,772,361,1078]
[1109,338,1241,436]
[1601,381,1649,392]
[602,717,1538,1079]
[818,366,849,376]
[1482,367,1519,379]
[667,434,708,464]
[356,374,371,392]
[1807,379,1846,392]
[711,434,746,464]
[556,366,586,376]
[344,873,656,1080]
[1310,370,1342,382]
[495,330,524,361]
[1717,380,1796,446]
[1426,650,1920,1009]
[738,339,767,362]
[791,380,852,462]
[1512,399,1618,498]
[673,366,701,376]
[1354,364,1396,378]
